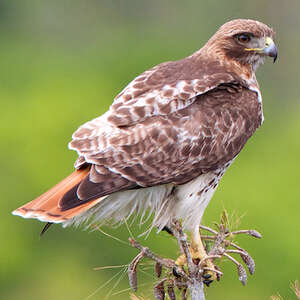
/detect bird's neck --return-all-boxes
[192,46,255,84]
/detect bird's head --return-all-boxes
[205,19,277,72]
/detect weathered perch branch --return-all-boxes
[128,215,262,300]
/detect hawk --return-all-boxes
[13,19,277,272]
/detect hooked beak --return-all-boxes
[245,36,278,63]
[263,37,278,63]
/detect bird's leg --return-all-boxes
[190,226,207,262]
[190,226,217,282]
[175,226,217,284]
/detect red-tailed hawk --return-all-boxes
[13,19,277,255]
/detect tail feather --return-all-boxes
[12,168,103,223]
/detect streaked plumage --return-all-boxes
[13,19,277,235]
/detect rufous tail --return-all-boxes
[12,168,102,224]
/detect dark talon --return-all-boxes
[172,267,181,278]
[203,279,214,287]
[202,273,212,279]
[162,226,173,235]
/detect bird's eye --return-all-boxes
[237,34,251,43]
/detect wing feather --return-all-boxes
[70,58,241,158]
[70,86,262,197]
[106,58,242,127]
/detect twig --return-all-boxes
[154,279,166,300]
[199,255,222,268]
[128,237,189,282]
[225,249,255,274]
[230,241,247,252]
[226,229,262,239]
[128,252,144,291]
[203,267,223,277]
[223,253,247,285]
[291,280,300,300]
[199,225,218,235]
[171,220,195,274]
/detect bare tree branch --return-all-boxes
[127,213,262,299]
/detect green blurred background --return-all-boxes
[1,1,300,299]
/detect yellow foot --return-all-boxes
[175,253,187,266]
[175,229,219,286]
[175,248,217,284]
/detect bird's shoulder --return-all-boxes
[105,54,243,127]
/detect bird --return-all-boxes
[13,19,277,276]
